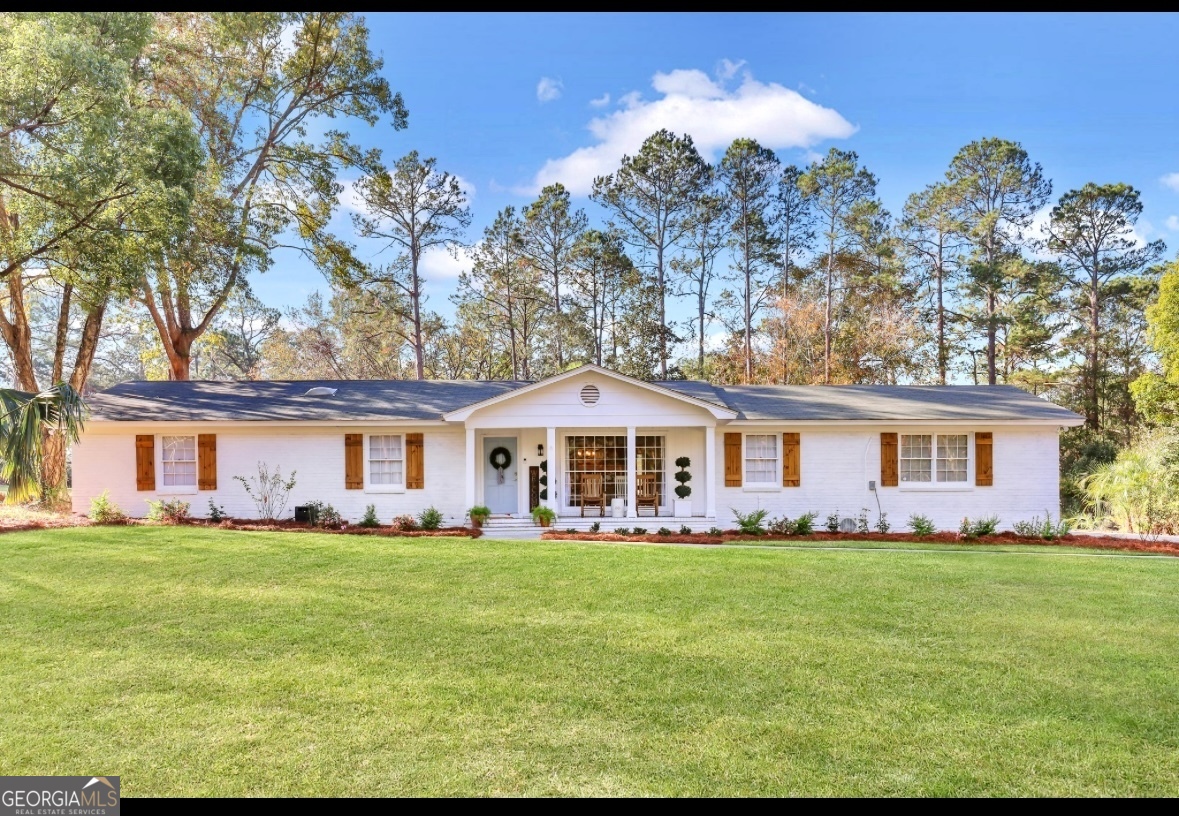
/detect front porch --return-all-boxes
[464,425,718,520]
[479,514,720,539]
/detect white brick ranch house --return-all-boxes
[71,364,1083,531]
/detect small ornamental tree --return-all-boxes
[674,456,692,499]
[234,462,297,521]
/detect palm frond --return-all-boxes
[0,383,87,504]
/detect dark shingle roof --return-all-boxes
[87,379,530,422]
[87,377,1081,424]
[702,384,1080,422]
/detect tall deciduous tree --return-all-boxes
[799,148,878,384]
[350,151,470,379]
[1045,183,1165,429]
[262,285,412,380]
[198,289,281,379]
[672,191,729,377]
[717,138,781,384]
[902,183,964,384]
[455,208,545,380]
[776,165,815,298]
[0,13,201,494]
[142,12,406,380]
[570,229,636,368]
[0,13,154,280]
[945,138,1051,385]
[592,129,708,378]
[521,183,586,373]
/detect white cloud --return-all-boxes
[1162,173,1179,192]
[716,58,746,81]
[420,246,473,279]
[526,65,857,195]
[651,69,725,99]
[537,77,564,103]
[1166,215,1179,232]
[589,92,611,108]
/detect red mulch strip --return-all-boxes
[205,520,479,538]
[0,516,479,538]
[540,530,1179,557]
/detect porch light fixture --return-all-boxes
[538,444,544,457]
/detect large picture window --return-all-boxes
[745,434,778,485]
[369,435,404,486]
[900,433,968,484]
[161,435,197,487]
[566,435,627,506]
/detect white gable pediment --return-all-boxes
[443,365,735,426]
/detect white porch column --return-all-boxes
[705,425,717,518]
[465,427,477,511]
[545,426,557,509]
[626,426,637,518]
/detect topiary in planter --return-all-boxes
[674,456,692,499]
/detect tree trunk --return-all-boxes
[936,247,946,386]
[70,293,109,391]
[553,263,563,371]
[410,249,425,380]
[744,261,752,385]
[780,224,790,384]
[51,284,73,384]
[698,282,706,376]
[39,431,67,502]
[1,273,37,390]
[824,219,835,385]
[986,287,997,386]
[656,244,667,379]
[1088,270,1100,430]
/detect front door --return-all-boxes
[483,436,518,514]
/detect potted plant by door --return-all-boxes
[531,505,556,528]
[673,456,692,517]
[468,505,491,530]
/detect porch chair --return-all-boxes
[579,472,607,517]
[636,472,660,517]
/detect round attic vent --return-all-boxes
[579,384,601,406]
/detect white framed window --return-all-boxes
[900,433,969,485]
[369,434,404,487]
[900,434,932,483]
[161,435,197,488]
[936,434,968,482]
[744,434,779,486]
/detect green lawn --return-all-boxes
[2,528,1178,796]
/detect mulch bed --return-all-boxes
[0,515,479,538]
[199,519,479,538]
[540,529,1179,557]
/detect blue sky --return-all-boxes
[255,12,1179,320]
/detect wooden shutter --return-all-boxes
[135,435,155,491]
[345,433,363,489]
[724,432,742,487]
[880,432,899,487]
[975,432,993,486]
[406,433,424,489]
[198,434,217,490]
[782,432,801,487]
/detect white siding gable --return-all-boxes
[461,371,718,429]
